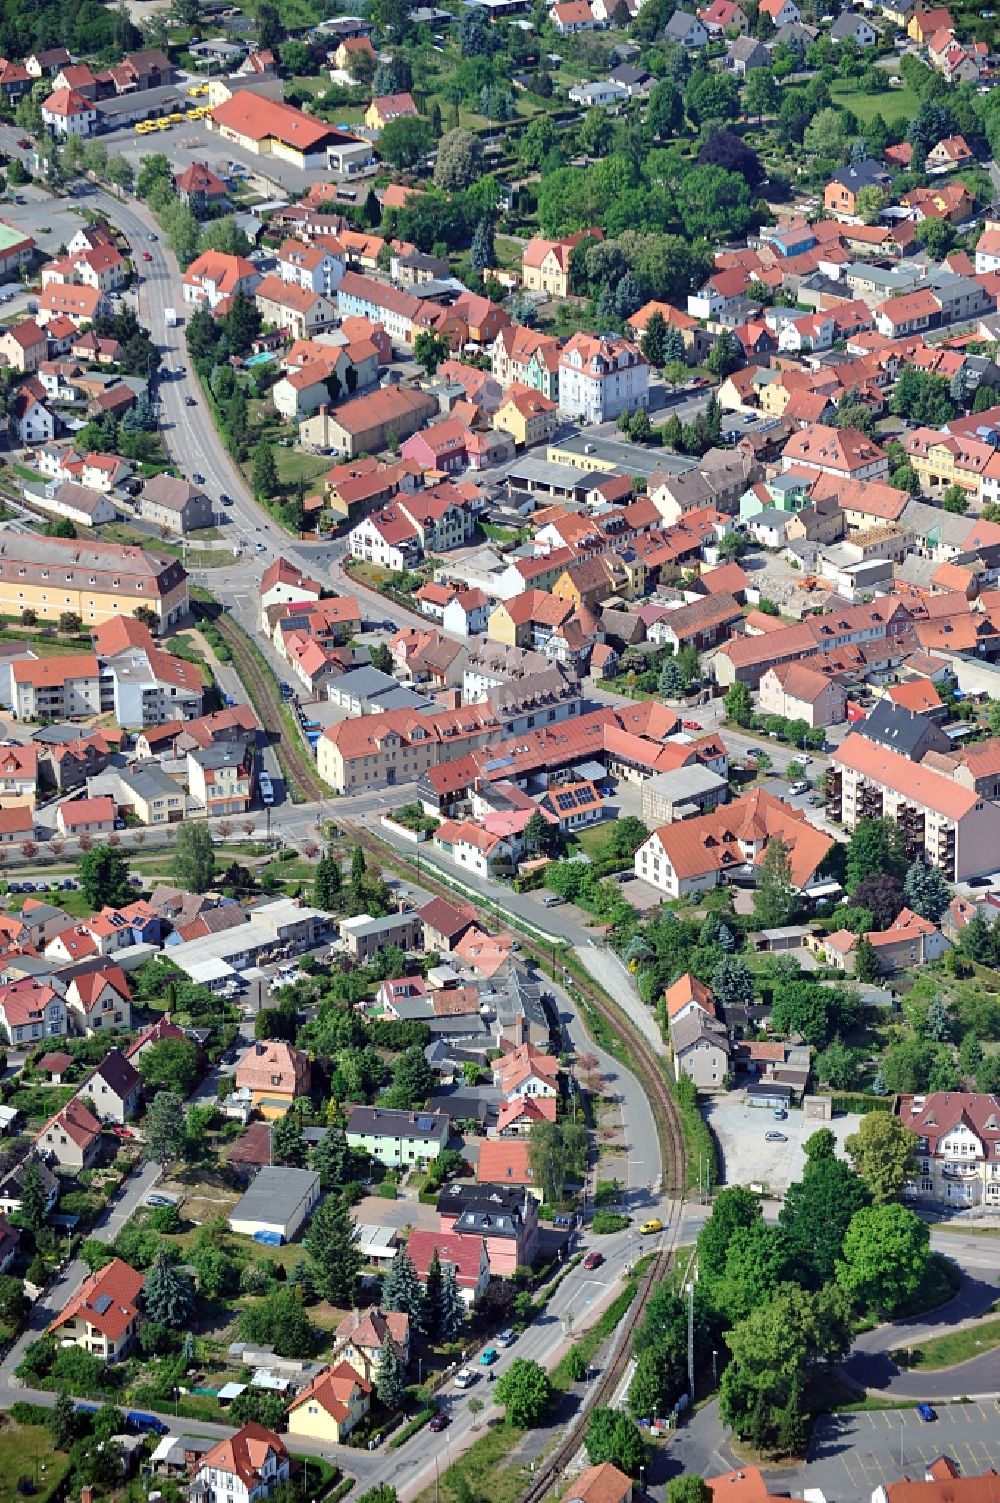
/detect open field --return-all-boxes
[829,77,918,123]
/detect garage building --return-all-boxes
[228,1165,320,1243]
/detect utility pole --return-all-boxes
[686,1270,695,1404]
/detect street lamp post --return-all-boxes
[712,1349,718,1388]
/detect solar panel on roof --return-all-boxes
[92,1293,114,1314]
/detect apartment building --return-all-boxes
[9,655,101,722]
[187,741,254,816]
[0,535,188,629]
[558,333,649,423]
[634,789,832,899]
[346,1105,449,1167]
[317,703,499,793]
[102,644,203,727]
[254,276,337,339]
[899,1091,1000,1208]
[829,730,1000,881]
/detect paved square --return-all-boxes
[807,1404,1000,1501]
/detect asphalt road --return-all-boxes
[0,1157,162,1391]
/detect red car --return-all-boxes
[16,138,30,149]
[112,1126,134,1139]
[142,251,153,262]
[682,720,702,731]
[583,1250,604,1270]
[428,1412,450,1432]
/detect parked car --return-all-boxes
[682,720,702,731]
[496,1329,516,1347]
[112,1126,135,1139]
[583,1250,604,1270]
[479,1347,498,1366]
[917,1405,936,1422]
[765,1131,787,1143]
[16,138,30,149]
[145,1193,176,1208]
[639,1218,663,1235]
[429,1413,450,1432]
[454,1368,475,1388]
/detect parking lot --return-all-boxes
[808,1403,1000,1500]
[702,1092,862,1195]
[0,188,91,257]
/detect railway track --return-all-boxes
[348,822,687,1503]
[196,603,329,805]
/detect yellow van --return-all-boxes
[639,1218,663,1235]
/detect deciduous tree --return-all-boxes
[494,1358,552,1426]
[836,1203,930,1314]
[844,1111,917,1203]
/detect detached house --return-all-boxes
[286,1364,372,1445]
[182,251,260,312]
[86,1047,142,1124]
[38,1097,102,1170]
[48,1258,144,1363]
[192,1425,291,1503]
[235,1040,311,1118]
[824,159,892,219]
[521,229,603,300]
[333,1306,410,1383]
[664,9,709,43]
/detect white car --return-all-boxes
[454,1368,476,1388]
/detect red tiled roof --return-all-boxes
[49,1257,143,1341]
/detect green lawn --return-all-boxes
[0,1424,69,1503]
[276,447,332,488]
[892,1314,1000,1371]
[829,77,918,124]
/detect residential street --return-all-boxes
[0,1157,162,1391]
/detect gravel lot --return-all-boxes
[703,1091,863,1195]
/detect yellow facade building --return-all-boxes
[0,535,187,629]
[286,1362,372,1444]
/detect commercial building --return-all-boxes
[209,89,373,171]
[0,534,187,629]
[227,1166,321,1242]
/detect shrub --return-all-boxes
[591,1211,631,1234]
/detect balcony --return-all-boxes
[942,1161,982,1179]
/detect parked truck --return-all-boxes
[164,307,179,328]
